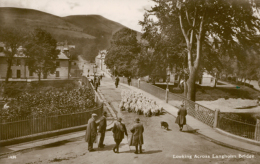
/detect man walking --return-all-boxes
[95,80,99,92]
[85,113,98,152]
[175,104,187,131]
[98,111,107,148]
[129,118,144,154]
[115,76,120,88]
[127,76,131,86]
[112,117,128,153]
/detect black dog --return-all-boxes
[161,121,169,130]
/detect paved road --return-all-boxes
[0,61,259,164]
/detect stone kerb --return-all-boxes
[255,119,260,141]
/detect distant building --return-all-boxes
[0,42,75,80]
[95,50,107,70]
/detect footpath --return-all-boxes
[1,67,260,158]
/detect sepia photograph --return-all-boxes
[0,0,260,163]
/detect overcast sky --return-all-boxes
[0,0,156,32]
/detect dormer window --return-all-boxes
[56,61,60,67]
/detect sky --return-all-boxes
[0,0,156,32]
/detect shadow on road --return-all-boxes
[181,129,199,133]
[98,143,127,152]
[121,150,162,154]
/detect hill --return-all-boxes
[0,7,141,62]
[0,7,94,39]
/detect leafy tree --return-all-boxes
[25,28,59,81]
[0,27,26,83]
[141,0,260,101]
[105,28,141,76]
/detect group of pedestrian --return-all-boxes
[85,112,144,154]
[93,74,102,91]
[114,76,132,88]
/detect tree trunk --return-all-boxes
[213,78,217,88]
[184,81,188,98]
[5,59,12,83]
[187,69,196,101]
[38,72,41,82]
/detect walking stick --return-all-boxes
[126,135,131,151]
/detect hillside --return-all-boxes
[63,15,125,35]
[0,7,94,39]
[0,7,141,62]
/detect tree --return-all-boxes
[25,28,59,81]
[0,27,26,83]
[105,28,141,76]
[141,0,260,101]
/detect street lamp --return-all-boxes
[166,65,170,90]
[166,65,170,104]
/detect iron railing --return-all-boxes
[217,113,258,140]
[0,106,103,140]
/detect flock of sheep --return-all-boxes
[119,89,163,117]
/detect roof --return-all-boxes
[58,52,69,60]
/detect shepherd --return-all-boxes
[175,104,187,131]
[129,118,144,154]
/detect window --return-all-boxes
[16,59,21,66]
[175,75,178,81]
[56,61,60,67]
[29,70,33,76]
[17,70,21,78]
[0,47,3,52]
[56,71,60,77]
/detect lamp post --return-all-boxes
[68,54,71,79]
[166,65,170,90]
[166,65,170,103]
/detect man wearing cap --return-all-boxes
[98,111,107,148]
[85,113,98,152]
[112,117,128,153]
[129,118,144,154]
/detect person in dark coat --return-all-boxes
[85,113,98,152]
[175,104,187,131]
[127,76,131,86]
[98,111,107,148]
[129,118,144,154]
[94,75,97,84]
[97,76,101,86]
[112,117,128,153]
[94,80,99,91]
[115,76,120,88]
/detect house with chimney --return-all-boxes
[0,41,78,80]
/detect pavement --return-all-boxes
[0,60,260,163]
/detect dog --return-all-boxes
[161,121,169,130]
